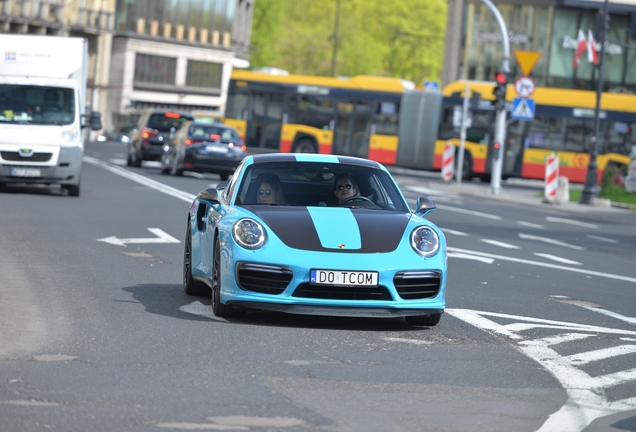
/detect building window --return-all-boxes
[134,54,177,85]
[186,60,223,89]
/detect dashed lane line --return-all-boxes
[518,233,585,250]
[546,217,599,229]
[480,239,520,249]
[533,253,581,265]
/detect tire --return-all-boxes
[183,221,209,296]
[64,182,80,197]
[160,154,171,175]
[293,138,317,153]
[405,313,442,327]
[211,236,243,317]
[126,146,133,166]
[130,145,142,168]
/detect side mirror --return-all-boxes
[415,197,436,216]
[89,111,102,131]
[196,187,220,205]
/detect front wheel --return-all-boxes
[183,221,209,296]
[63,181,80,197]
[405,313,441,327]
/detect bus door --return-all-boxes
[502,119,528,178]
[245,90,284,150]
[369,100,399,165]
[333,100,374,158]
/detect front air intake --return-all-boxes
[236,263,293,295]
[393,271,441,299]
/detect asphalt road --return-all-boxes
[0,140,635,432]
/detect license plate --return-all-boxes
[10,168,41,177]
[310,269,378,287]
[205,144,227,153]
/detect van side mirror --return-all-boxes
[90,111,102,131]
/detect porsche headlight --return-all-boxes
[410,226,440,257]
[232,218,267,250]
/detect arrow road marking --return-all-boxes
[97,228,180,247]
[447,308,636,432]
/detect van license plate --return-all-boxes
[10,168,41,177]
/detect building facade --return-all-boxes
[1,0,116,127]
[443,0,636,93]
[108,0,253,128]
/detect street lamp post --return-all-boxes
[580,0,610,205]
[330,0,341,77]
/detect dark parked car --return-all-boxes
[127,110,194,167]
[161,121,247,180]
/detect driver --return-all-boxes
[333,172,359,205]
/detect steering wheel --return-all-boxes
[339,195,375,207]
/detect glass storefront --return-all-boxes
[461,1,636,93]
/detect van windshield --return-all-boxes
[0,85,75,125]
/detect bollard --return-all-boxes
[544,153,559,203]
[441,141,454,182]
[556,176,569,203]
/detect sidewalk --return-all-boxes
[387,166,635,213]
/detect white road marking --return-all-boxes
[83,155,196,203]
[519,233,585,250]
[481,239,520,249]
[33,354,77,361]
[179,301,227,323]
[158,416,306,430]
[517,221,544,229]
[109,158,127,165]
[586,234,618,243]
[447,252,494,264]
[533,253,582,265]
[384,337,434,345]
[0,400,60,407]
[447,247,636,284]
[535,333,596,346]
[447,308,636,432]
[440,228,468,236]
[552,296,636,326]
[435,204,502,220]
[566,345,636,365]
[546,217,599,229]
[622,338,636,342]
[405,185,459,197]
[97,228,180,247]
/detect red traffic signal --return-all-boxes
[494,72,508,85]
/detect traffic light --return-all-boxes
[492,72,508,110]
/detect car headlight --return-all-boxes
[410,226,440,257]
[61,127,80,146]
[232,218,267,250]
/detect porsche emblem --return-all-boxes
[338,244,345,249]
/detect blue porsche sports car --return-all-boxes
[184,153,447,326]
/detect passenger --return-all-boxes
[333,172,359,205]
[257,173,284,204]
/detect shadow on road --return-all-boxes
[121,283,432,333]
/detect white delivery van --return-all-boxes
[0,35,102,197]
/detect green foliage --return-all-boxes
[250,0,447,84]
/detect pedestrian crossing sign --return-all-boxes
[511,97,535,121]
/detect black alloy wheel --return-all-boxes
[211,237,243,317]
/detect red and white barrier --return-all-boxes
[545,153,559,202]
[441,141,455,182]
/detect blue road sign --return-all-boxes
[424,81,439,91]
[511,97,535,121]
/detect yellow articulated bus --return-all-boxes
[436,81,636,183]
[223,69,424,165]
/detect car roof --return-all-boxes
[249,153,383,169]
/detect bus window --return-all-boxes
[605,121,635,155]
[352,101,374,158]
[289,95,333,131]
[373,102,399,136]
[226,88,248,119]
[564,117,592,153]
[527,116,563,150]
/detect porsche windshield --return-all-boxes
[236,161,409,212]
[0,85,75,125]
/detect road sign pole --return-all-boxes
[481,0,510,195]
[457,84,470,185]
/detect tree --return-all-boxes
[249,0,447,84]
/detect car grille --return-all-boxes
[292,283,393,301]
[236,263,293,295]
[1,151,52,162]
[393,271,441,299]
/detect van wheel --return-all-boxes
[456,151,473,180]
[64,182,80,197]
[293,139,317,153]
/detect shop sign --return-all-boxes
[473,30,530,44]
[562,35,622,55]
